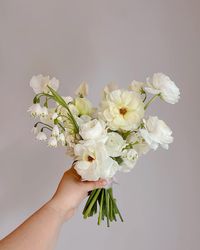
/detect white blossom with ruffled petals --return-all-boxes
[145,73,180,104]
[139,116,173,150]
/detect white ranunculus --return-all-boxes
[30,74,59,94]
[75,81,88,97]
[79,119,107,141]
[105,132,126,157]
[74,142,119,181]
[119,149,138,172]
[28,103,42,117]
[36,131,47,141]
[52,125,60,137]
[48,137,58,147]
[100,89,145,131]
[139,116,173,150]
[145,73,180,104]
[129,80,146,94]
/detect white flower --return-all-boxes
[139,116,173,150]
[103,82,119,95]
[28,104,42,117]
[58,133,66,146]
[145,73,180,104]
[105,132,126,157]
[75,81,88,97]
[48,137,58,147]
[75,97,92,115]
[32,126,39,135]
[41,107,48,117]
[79,119,107,141]
[129,80,145,94]
[52,125,60,137]
[63,96,73,104]
[51,112,58,120]
[74,142,119,181]
[100,89,145,131]
[36,131,47,141]
[30,74,59,94]
[119,149,138,172]
[127,133,150,155]
[64,131,75,147]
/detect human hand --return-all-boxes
[47,166,107,221]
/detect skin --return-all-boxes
[0,167,107,250]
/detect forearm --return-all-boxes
[0,201,68,250]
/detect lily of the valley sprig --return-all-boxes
[28,73,180,226]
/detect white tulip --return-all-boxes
[30,74,59,94]
[139,116,173,150]
[145,73,180,104]
[28,103,42,117]
[100,89,145,131]
[74,142,119,181]
[75,97,92,115]
[75,81,88,97]
[36,131,47,141]
[48,137,58,147]
[52,125,60,137]
[105,132,126,157]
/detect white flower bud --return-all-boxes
[36,131,47,141]
[48,137,57,147]
[52,125,60,137]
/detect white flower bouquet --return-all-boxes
[28,73,180,227]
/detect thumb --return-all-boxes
[84,179,107,192]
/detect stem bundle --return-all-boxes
[83,188,123,227]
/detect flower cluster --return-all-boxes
[28,72,180,226]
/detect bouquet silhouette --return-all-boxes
[28,73,180,226]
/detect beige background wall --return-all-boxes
[0,1,200,249]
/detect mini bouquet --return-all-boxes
[28,73,180,227]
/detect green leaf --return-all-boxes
[47,85,79,133]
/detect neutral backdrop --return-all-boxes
[0,1,200,250]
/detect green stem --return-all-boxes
[105,189,110,227]
[41,126,52,132]
[34,122,53,129]
[108,189,124,222]
[83,189,97,214]
[98,189,104,225]
[144,94,159,110]
[83,189,101,218]
[57,122,65,132]
[143,92,147,102]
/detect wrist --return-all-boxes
[46,198,76,222]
